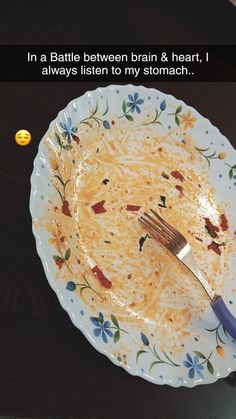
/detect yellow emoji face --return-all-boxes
[15,129,32,146]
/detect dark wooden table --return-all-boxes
[1,1,236,418]
[0,81,235,419]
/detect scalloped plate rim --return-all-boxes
[29,84,236,388]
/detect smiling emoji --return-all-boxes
[15,129,32,146]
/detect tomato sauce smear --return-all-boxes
[91,265,112,289]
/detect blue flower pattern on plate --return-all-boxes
[160,100,166,111]
[183,353,204,379]
[127,92,144,113]
[90,312,113,343]
[66,280,76,291]
[35,87,236,386]
[60,117,78,143]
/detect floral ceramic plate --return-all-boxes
[30,84,236,387]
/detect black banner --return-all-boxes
[1,45,235,82]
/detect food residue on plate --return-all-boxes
[39,120,234,352]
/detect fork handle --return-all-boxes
[211,296,236,340]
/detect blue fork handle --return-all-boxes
[211,296,236,340]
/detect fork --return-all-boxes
[139,209,236,340]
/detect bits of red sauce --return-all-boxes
[91,265,112,289]
[175,185,184,196]
[126,205,141,211]
[208,241,221,255]
[91,200,107,214]
[204,218,219,238]
[171,170,185,182]
[220,214,229,231]
[72,134,80,144]
[62,200,72,217]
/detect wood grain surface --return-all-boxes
[0,0,236,45]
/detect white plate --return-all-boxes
[30,84,236,387]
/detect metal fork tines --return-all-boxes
[139,209,216,301]
[139,209,188,258]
